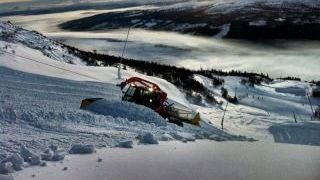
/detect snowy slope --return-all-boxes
[193,74,320,143]
[0,22,251,171]
[0,44,242,156]
[0,22,84,65]
[0,40,190,109]
[0,21,319,176]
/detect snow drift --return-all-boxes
[83,98,167,126]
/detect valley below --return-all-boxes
[1,1,320,81]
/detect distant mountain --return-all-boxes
[0,0,185,16]
[59,0,320,40]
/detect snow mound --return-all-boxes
[2,154,23,171]
[84,99,167,127]
[160,133,174,141]
[0,162,14,174]
[20,146,41,166]
[139,133,159,144]
[116,141,134,148]
[40,150,54,161]
[69,144,96,154]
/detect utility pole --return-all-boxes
[235,87,238,98]
[293,111,297,123]
[118,27,131,79]
[307,94,314,120]
[221,102,229,130]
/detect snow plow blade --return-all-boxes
[166,104,201,126]
[192,112,201,126]
[80,98,103,109]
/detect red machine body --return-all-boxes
[120,77,169,119]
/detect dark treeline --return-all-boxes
[63,44,273,103]
[278,76,301,81]
[311,81,320,86]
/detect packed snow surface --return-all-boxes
[13,141,320,180]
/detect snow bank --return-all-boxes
[0,162,14,174]
[40,146,65,162]
[139,133,159,144]
[84,99,167,127]
[20,146,41,166]
[160,133,174,141]
[116,141,134,148]
[40,150,54,161]
[2,154,23,171]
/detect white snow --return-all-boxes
[139,132,159,144]
[84,99,167,126]
[1,22,247,172]
[0,22,84,65]
[116,140,133,148]
[193,74,320,142]
[1,154,23,171]
[0,40,190,108]
[13,141,320,180]
[0,162,14,175]
[20,146,40,166]
[0,15,320,178]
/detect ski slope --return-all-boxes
[0,21,248,166]
[0,21,320,176]
[0,48,242,159]
[193,74,320,143]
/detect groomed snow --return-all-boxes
[13,141,320,180]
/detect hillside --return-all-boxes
[59,0,320,39]
[1,21,252,173]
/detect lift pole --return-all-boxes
[221,102,229,130]
[118,27,131,79]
